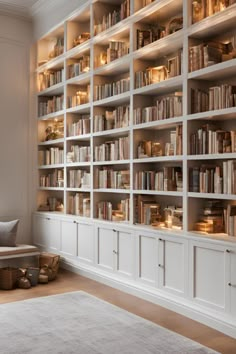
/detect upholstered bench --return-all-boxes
[0,244,40,260]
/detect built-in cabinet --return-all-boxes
[95,223,135,279]
[33,0,236,338]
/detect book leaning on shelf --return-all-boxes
[190,124,236,154]
[192,0,236,24]
[134,92,182,124]
[97,199,129,221]
[68,193,90,217]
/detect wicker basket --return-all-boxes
[0,267,20,290]
[39,253,60,281]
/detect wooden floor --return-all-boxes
[1,268,236,354]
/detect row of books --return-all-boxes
[94,78,130,100]
[94,136,129,162]
[38,68,64,91]
[93,106,130,132]
[137,126,182,158]
[134,167,183,192]
[190,161,236,194]
[67,145,91,163]
[135,66,168,89]
[192,0,236,24]
[67,115,90,137]
[134,195,183,229]
[136,27,165,50]
[68,169,91,189]
[39,169,64,188]
[190,124,236,155]
[97,198,130,221]
[67,56,90,79]
[94,0,130,35]
[38,95,64,117]
[188,41,230,72]
[106,41,129,64]
[68,193,90,217]
[191,84,236,114]
[38,148,64,166]
[94,168,130,189]
[133,92,183,124]
[67,88,90,108]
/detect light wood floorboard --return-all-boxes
[0,268,236,354]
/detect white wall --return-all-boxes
[0,15,33,243]
[33,0,85,40]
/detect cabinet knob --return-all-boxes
[228,282,232,287]
[73,221,77,224]
[158,264,162,267]
[46,217,50,220]
[113,229,116,232]
[226,249,231,253]
[113,250,117,254]
[159,238,163,241]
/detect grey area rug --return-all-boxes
[0,291,219,354]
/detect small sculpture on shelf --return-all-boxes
[45,120,63,141]
[73,32,90,47]
[38,198,64,212]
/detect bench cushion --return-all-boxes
[0,244,40,259]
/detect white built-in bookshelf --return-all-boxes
[35,0,236,240]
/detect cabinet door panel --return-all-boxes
[97,227,114,272]
[48,218,61,251]
[229,249,236,317]
[191,242,226,311]
[33,215,46,247]
[61,220,77,257]
[159,238,186,296]
[77,223,94,264]
[116,231,134,278]
[138,233,157,286]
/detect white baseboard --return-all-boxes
[60,259,236,339]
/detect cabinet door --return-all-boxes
[228,247,236,317]
[77,222,94,265]
[48,217,61,252]
[33,214,47,247]
[158,236,187,296]
[189,241,226,312]
[33,214,60,251]
[96,226,115,272]
[61,220,77,257]
[136,231,158,287]
[115,230,134,279]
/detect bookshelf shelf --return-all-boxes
[133,190,183,197]
[188,59,236,81]
[93,160,130,166]
[133,156,184,163]
[38,164,64,169]
[187,153,236,160]
[35,0,236,237]
[188,3,236,39]
[133,30,184,60]
[133,75,183,95]
[94,188,130,194]
[38,138,64,146]
[188,192,236,200]
[187,107,236,121]
[66,72,91,86]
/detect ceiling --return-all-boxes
[0,0,42,18]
